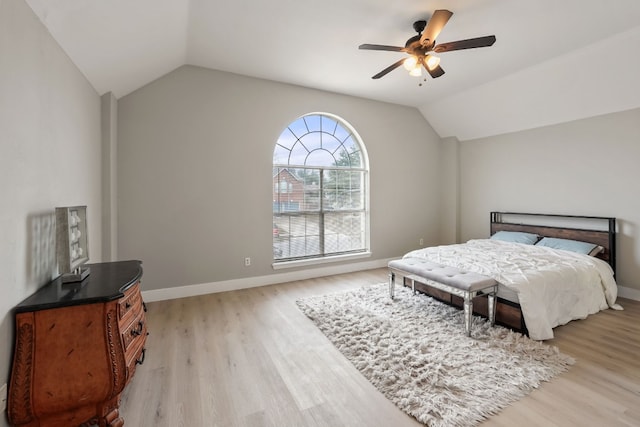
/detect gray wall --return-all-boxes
[101,93,119,261]
[117,65,443,291]
[0,0,102,424]
[438,137,460,245]
[458,108,640,294]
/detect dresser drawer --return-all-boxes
[118,282,142,321]
[121,310,147,353]
[126,345,147,381]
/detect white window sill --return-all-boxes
[272,251,372,270]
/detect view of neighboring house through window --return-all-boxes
[273,113,369,262]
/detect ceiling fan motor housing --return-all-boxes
[413,20,426,34]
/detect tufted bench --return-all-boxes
[388,257,498,336]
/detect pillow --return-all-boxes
[535,237,602,256]
[490,231,539,245]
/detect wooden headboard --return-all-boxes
[490,212,616,274]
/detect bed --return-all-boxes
[396,212,620,340]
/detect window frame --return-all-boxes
[272,112,370,268]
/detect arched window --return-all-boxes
[273,113,369,263]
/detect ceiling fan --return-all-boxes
[359,9,496,81]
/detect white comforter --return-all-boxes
[404,239,619,340]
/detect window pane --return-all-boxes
[321,116,338,134]
[300,169,320,211]
[273,214,321,259]
[273,145,291,165]
[324,170,364,210]
[334,146,351,168]
[321,134,341,153]
[304,115,321,132]
[334,125,350,143]
[288,118,308,139]
[273,168,302,213]
[306,149,335,167]
[349,150,362,167]
[325,211,365,254]
[277,128,299,151]
[289,142,309,166]
[300,132,321,151]
[341,136,362,167]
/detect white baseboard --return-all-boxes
[141,260,640,304]
[617,285,640,301]
[141,258,394,302]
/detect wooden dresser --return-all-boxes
[7,260,147,427]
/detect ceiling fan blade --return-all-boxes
[420,9,453,47]
[425,64,445,78]
[433,35,496,53]
[359,44,406,52]
[371,58,406,79]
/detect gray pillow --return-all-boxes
[490,231,539,245]
[535,237,602,255]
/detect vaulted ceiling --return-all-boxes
[24,0,640,140]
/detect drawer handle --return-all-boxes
[130,321,144,337]
[136,348,146,365]
[143,301,147,312]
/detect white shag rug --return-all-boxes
[296,283,575,427]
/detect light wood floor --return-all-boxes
[119,268,640,427]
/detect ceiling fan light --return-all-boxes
[409,66,422,77]
[403,56,418,71]
[425,54,441,71]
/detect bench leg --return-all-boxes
[463,295,473,337]
[388,271,395,299]
[488,293,496,326]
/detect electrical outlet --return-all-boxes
[244,257,251,266]
[419,238,424,246]
[0,382,7,413]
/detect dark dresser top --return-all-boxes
[15,260,143,313]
